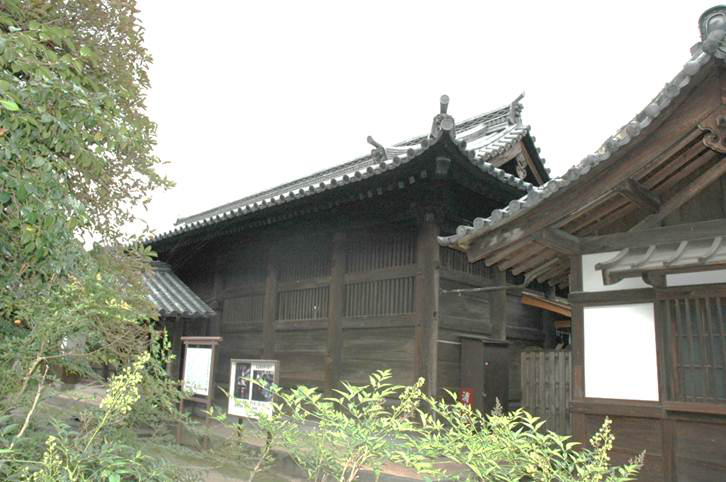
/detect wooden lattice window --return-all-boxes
[662,294,726,403]
[276,287,329,321]
[277,237,331,282]
[222,295,264,323]
[344,277,415,318]
[346,229,416,273]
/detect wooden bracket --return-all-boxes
[616,179,661,213]
[532,228,581,255]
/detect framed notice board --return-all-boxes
[177,336,222,446]
[228,359,279,419]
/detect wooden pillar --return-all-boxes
[569,254,586,441]
[262,256,278,359]
[208,256,225,337]
[654,289,676,480]
[488,269,508,341]
[414,218,440,396]
[326,232,346,394]
[541,311,557,349]
[168,317,183,379]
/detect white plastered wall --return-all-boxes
[583,303,659,401]
[666,269,726,287]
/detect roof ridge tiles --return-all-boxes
[146,95,534,244]
[176,99,521,227]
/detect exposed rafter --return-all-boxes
[632,152,726,230]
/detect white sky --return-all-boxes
[137,0,716,235]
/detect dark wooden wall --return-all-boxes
[170,221,552,407]
[438,246,551,407]
[161,145,553,407]
[174,221,425,402]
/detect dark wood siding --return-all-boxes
[161,165,551,405]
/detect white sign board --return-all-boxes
[228,359,278,419]
[183,346,213,396]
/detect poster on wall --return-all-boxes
[228,359,279,419]
[182,346,213,396]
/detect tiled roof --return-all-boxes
[148,96,539,243]
[439,9,726,249]
[144,262,215,318]
[597,236,726,285]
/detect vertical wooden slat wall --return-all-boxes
[520,350,572,435]
[340,226,419,387]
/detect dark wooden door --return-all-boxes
[460,338,485,412]
[483,341,509,413]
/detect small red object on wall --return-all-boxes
[459,387,474,406]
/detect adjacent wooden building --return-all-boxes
[148,96,558,412]
[442,7,726,480]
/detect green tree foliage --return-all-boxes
[0,0,170,391]
[1,353,197,481]
[0,0,179,475]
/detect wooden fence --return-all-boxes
[520,350,571,435]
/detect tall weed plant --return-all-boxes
[244,370,643,481]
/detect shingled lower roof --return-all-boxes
[145,262,215,318]
[597,236,726,285]
[439,23,726,249]
[148,96,543,243]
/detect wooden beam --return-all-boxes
[488,269,507,341]
[616,178,661,213]
[554,319,571,330]
[325,232,346,394]
[521,292,571,317]
[580,218,726,253]
[532,228,581,255]
[209,256,225,337]
[414,220,440,396]
[632,153,725,230]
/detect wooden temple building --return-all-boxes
[147,95,561,412]
[441,6,726,480]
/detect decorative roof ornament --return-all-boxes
[699,5,726,57]
[429,95,456,139]
[366,136,387,161]
[515,153,528,179]
[508,93,525,125]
